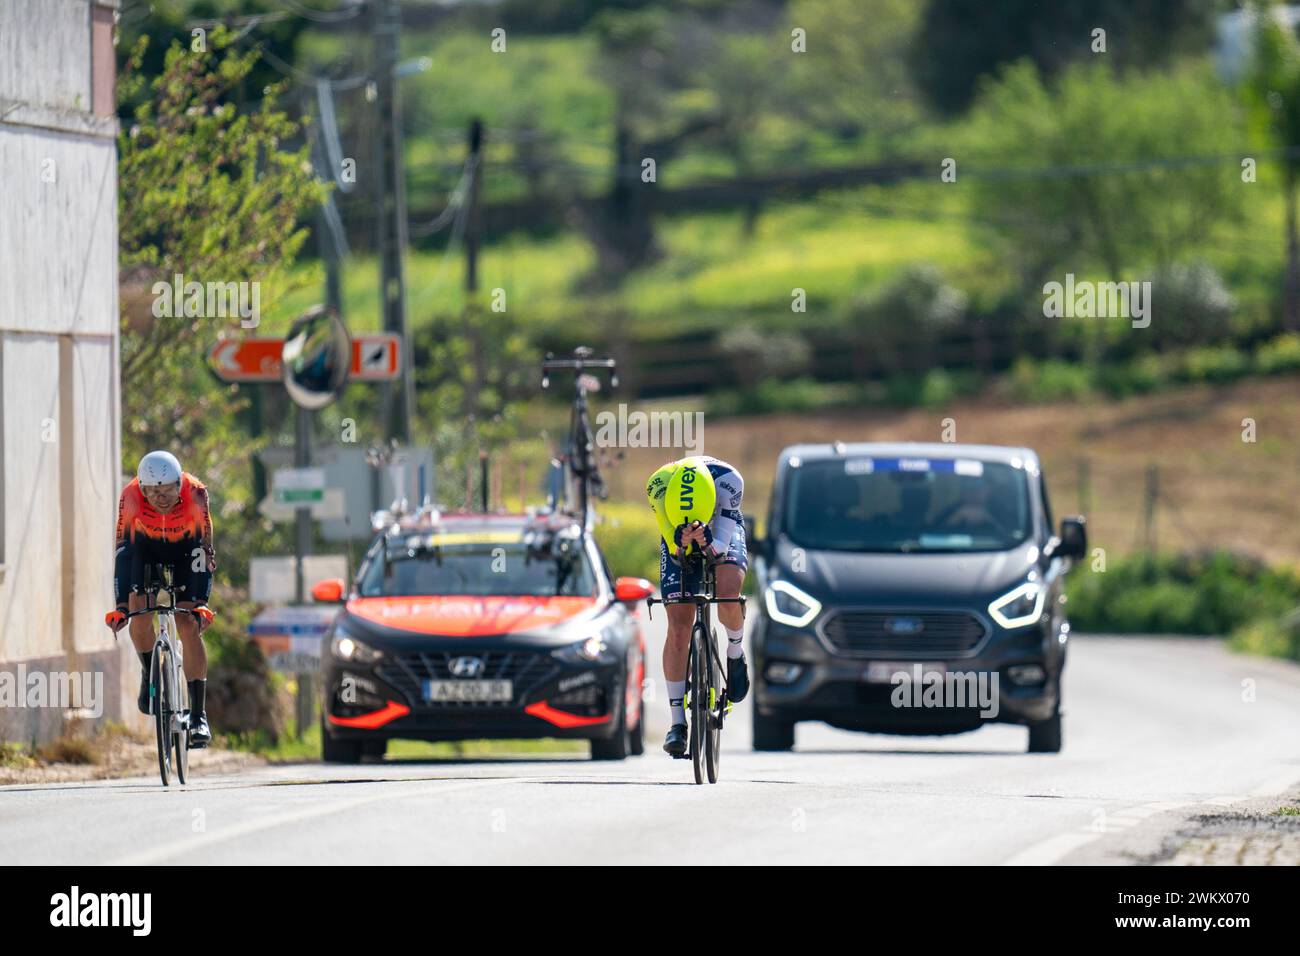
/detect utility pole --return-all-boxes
[372,0,414,443]
[462,118,485,480]
[293,396,312,739]
[466,117,483,294]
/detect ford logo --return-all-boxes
[885,616,924,635]
[449,656,486,678]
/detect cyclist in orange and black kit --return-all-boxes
[104,451,216,746]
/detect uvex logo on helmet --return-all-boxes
[678,465,697,510]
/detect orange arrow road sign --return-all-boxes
[209,334,402,383]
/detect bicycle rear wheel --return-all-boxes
[152,646,172,787]
[689,628,707,785]
[703,628,722,784]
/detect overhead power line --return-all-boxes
[281,0,364,24]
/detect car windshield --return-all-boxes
[357,540,597,598]
[784,457,1032,553]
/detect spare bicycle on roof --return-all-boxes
[541,347,620,531]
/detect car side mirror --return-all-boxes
[1053,516,1087,560]
[614,577,654,604]
[311,578,346,603]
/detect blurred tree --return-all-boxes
[496,0,661,34]
[961,61,1245,293]
[414,306,537,504]
[118,32,328,585]
[582,7,675,278]
[841,264,967,375]
[717,324,813,381]
[786,0,923,144]
[116,0,319,121]
[1244,0,1300,330]
[583,2,786,277]
[1145,260,1237,350]
[911,0,1219,115]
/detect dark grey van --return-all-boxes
[747,442,1086,754]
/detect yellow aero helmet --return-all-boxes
[645,462,678,505]
[646,462,681,551]
[665,458,717,530]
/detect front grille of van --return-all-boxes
[818,610,987,658]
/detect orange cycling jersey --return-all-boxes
[115,473,213,547]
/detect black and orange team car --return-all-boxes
[312,506,652,762]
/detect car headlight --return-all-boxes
[988,582,1046,629]
[331,629,383,664]
[551,635,614,665]
[765,580,822,628]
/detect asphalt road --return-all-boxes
[3,623,1300,865]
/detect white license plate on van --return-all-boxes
[864,662,946,684]
[423,680,513,702]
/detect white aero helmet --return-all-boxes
[138,450,182,487]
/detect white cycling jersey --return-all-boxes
[690,455,745,555]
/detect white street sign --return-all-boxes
[250,554,349,604]
[273,467,326,504]
[247,603,342,672]
[258,487,346,522]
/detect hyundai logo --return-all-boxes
[449,656,486,678]
[885,616,925,635]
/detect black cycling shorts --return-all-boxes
[114,538,212,606]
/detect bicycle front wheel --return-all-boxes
[173,667,189,785]
[152,646,172,787]
[703,628,722,784]
[689,628,707,785]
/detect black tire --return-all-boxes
[628,691,645,757]
[689,634,707,785]
[361,738,388,761]
[590,696,630,762]
[174,676,189,784]
[704,632,721,784]
[321,716,363,764]
[1027,711,1062,753]
[752,709,795,752]
[153,647,171,786]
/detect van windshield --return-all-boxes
[783,457,1033,553]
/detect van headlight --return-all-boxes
[765,580,822,628]
[988,582,1046,629]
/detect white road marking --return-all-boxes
[1001,831,1100,866]
[1003,767,1300,865]
[1249,768,1300,797]
[111,777,518,865]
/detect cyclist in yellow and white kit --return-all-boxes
[646,456,748,756]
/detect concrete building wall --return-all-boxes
[0,0,92,114]
[0,0,124,742]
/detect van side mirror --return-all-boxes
[743,514,770,561]
[1053,516,1087,560]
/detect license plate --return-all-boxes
[864,662,946,684]
[423,680,513,702]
